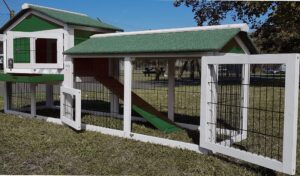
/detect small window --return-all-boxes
[13,37,30,63]
[35,38,57,63]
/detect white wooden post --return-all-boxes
[282,55,299,175]
[109,59,119,114]
[31,83,36,117]
[30,38,36,64]
[46,84,54,107]
[168,59,175,121]
[123,57,133,135]
[241,64,249,139]
[210,65,218,143]
[62,27,74,88]
[200,58,210,146]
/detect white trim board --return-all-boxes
[91,23,249,38]
[22,3,88,17]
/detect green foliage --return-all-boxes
[174,1,300,53]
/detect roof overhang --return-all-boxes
[65,24,258,58]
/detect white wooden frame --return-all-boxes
[200,54,299,175]
[6,29,64,70]
[60,86,81,130]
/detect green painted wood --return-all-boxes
[12,15,61,32]
[0,73,64,83]
[13,38,30,63]
[74,30,95,45]
[228,46,244,53]
[133,105,181,133]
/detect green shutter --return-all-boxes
[12,15,61,32]
[14,38,30,63]
[74,30,95,45]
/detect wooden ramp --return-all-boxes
[95,76,181,133]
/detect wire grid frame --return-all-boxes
[13,37,58,64]
[74,77,123,130]
[208,63,285,161]
[7,82,31,113]
[174,59,201,125]
[35,84,60,118]
[126,58,199,144]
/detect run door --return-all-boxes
[60,86,81,130]
[200,54,299,175]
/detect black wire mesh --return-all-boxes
[174,59,201,125]
[8,82,31,113]
[208,64,285,161]
[74,59,123,130]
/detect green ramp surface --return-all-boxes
[94,76,181,133]
[132,105,180,133]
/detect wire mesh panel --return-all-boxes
[7,82,31,113]
[128,58,199,144]
[74,77,123,130]
[200,54,299,175]
[174,59,201,125]
[35,84,60,118]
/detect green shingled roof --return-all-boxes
[0,4,123,33]
[28,5,123,31]
[65,28,256,55]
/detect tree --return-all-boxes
[174,1,300,53]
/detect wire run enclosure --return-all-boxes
[200,54,299,175]
[3,54,300,175]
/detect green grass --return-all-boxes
[0,105,274,175]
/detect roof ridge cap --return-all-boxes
[22,3,88,17]
[91,24,248,39]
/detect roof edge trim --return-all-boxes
[91,23,249,38]
[22,3,88,17]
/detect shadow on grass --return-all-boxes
[213,154,276,175]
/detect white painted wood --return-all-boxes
[123,57,133,135]
[200,58,210,145]
[200,54,300,175]
[30,83,36,117]
[282,55,299,175]
[60,86,81,130]
[206,143,283,173]
[22,3,88,16]
[6,30,64,70]
[62,27,74,88]
[168,59,175,121]
[3,34,7,73]
[236,36,251,140]
[92,23,249,38]
[128,132,208,154]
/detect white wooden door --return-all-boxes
[60,86,81,130]
[200,54,299,175]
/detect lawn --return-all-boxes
[0,105,273,175]
[0,95,298,175]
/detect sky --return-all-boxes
[0,0,200,31]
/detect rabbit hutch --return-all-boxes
[0,4,299,175]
